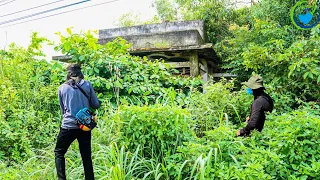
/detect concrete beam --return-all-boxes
[99,20,206,42]
[212,73,237,78]
[52,55,72,62]
[99,30,204,50]
[166,61,190,68]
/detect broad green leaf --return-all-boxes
[308,72,314,79]
[66,28,72,35]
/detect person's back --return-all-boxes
[55,64,100,180]
[237,75,274,136]
[58,79,100,129]
[248,91,273,132]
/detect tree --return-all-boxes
[250,0,295,26]
[153,0,179,21]
[116,12,161,27]
[153,0,240,43]
[215,19,320,104]
[116,12,142,27]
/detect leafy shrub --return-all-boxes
[0,29,202,163]
[1,19,319,180]
[55,29,203,108]
[113,105,195,160]
[215,19,320,104]
[188,79,251,136]
[170,106,320,179]
[0,37,60,162]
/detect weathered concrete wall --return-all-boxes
[99,30,203,50]
[99,20,206,42]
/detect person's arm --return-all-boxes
[58,88,65,115]
[89,82,100,109]
[246,116,250,124]
[239,100,262,136]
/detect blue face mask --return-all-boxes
[246,88,253,95]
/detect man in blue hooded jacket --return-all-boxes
[54,64,100,180]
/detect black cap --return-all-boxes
[67,64,82,77]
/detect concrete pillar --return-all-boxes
[189,51,199,77]
[200,59,208,82]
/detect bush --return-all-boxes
[0,30,202,163]
[0,38,60,163]
[215,19,320,104]
[170,106,320,179]
[188,79,251,136]
[113,105,195,160]
[55,29,203,108]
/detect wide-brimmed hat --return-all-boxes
[243,75,264,90]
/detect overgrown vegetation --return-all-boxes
[114,105,195,160]
[55,29,203,108]
[215,20,320,105]
[1,0,320,179]
[0,36,60,163]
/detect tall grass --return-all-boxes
[0,143,167,180]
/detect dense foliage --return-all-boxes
[0,35,60,162]
[170,105,320,179]
[151,0,320,104]
[215,19,320,105]
[188,79,251,136]
[0,30,201,164]
[55,29,203,108]
[114,105,195,160]
[153,0,240,43]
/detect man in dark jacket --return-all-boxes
[236,75,274,136]
[54,64,100,180]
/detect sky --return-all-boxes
[0,0,157,58]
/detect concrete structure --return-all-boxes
[99,20,207,42]
[53,20,222,80]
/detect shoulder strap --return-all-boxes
[75,83,90,100]
[66,80,90,101]
[75,83,96,115]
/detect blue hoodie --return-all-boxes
[58,79,100,129]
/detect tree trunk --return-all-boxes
[251,0,258,6]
